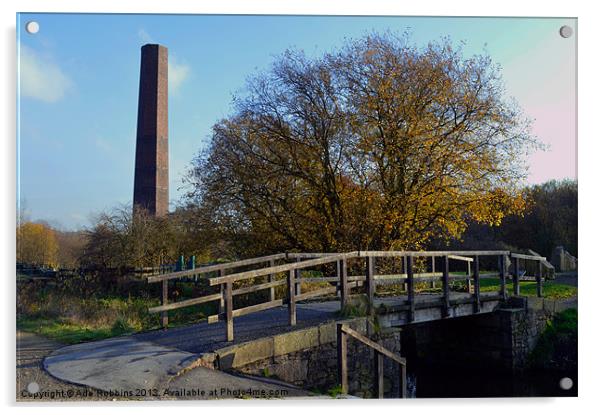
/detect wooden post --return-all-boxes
[431,255,437,289]
[268,259,275,302]
[442,255,450,317]
[161,279,169,329]
[225,281,233,341]
[513,257,520,296]
[536,260,543,298]
[365,256,375,312]
[400,363,407,398]
[466,260,472,293]
[402,256,407,292]
[295,258,302,296]
[288,269,296,326]
[339,259,348,310]
[473,255,480,313]
[499,255,508,301]
[373,350,384,399]
[337,323,348,395]
[218,268,225,314]
[407,256,415,322]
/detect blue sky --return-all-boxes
[16,14,577,230]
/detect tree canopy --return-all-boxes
[187,33,537,254]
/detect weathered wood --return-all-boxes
[294,286,337,302]
[287,269,296,326]
[448,254,474,262]
[536,260,543,298]
[499,254,508,301]
[268,259,276,302]
[340,325,406,366]
[295,268,302,296]
[365,256,375,310]
[161,279,168,329]
[218,269,225,314]
[232,279,286,296]
[339,259,348,309]
[442,255,450,317]
[149,292,223,313]
[225,281,233,341]
[374,351,384,399]
[407,256,415,322]
[513,256,520,296]
[400,362,407,398]
[210,252,356,285]
[473,255,481,313]
[466,260,472,293]
[510,253,546,261]
[286,252,338,259]
[430,256,437,289]
[148,253,287,283]
[358,250,509,258]
[232,299,284,318]
[337,324,348,394]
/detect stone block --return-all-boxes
[274,326,319,356]
[217,337,274,370]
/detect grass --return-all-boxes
[529,308,577,370]
[479,278,577,299]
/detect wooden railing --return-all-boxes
[147,249,549,341]
[337,323,406,398]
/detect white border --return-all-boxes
[2,1,599,414]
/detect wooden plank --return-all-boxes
[365,256,375,311]
[209,252,357,286]
[430,256,437,289]
[358,250,509,258]
[340,325,407,366]
[337,324,348,394]
[218,269,225,314]
[499,254,508,301]
[442,255,450,317]
[513,256,520,296]
[225,281,233,341]
[400,361,407,398]
[161,279,168,329]
[339,259,348,309]
[232,279,286,296]
[294,286,337,302]
[407,256,415,322]
[268,259,276,301]
[288,269,296,326]
[473,255,481,313]
[510,253,546,261]
[148,253,287,283]
[448,255,474,262]
[149,292,223,313]
[286,252,339,259]
[231,299,284,318]
[374,351,384,399]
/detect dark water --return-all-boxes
[410,366,577,398]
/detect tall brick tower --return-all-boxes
[133,44,169,217]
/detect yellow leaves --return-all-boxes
[17,222,59,267]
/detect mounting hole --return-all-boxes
[559,25,573,38]
[25,21,39,34]
[559,377,573,390]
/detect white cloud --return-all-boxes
[168,57,190,93]
[19,45,72,103]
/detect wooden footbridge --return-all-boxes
[147,250,550,342]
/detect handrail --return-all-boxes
[147,253,288,283]
[337,323,406,398]
[358,250,509,257]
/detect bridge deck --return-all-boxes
[134,292,499,354]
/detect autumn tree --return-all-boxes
[17,222,59,267]
[187,33,537,254]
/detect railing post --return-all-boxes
[402,256,407,292]
[268,259,275,302]
[225,281,233,341]
[339,259,348,310]
[373,350,384,399]
[499,254,508,301]
[400,363,407,398]
[466,260,472,293]
[161,279,169,329]
[295,257,302,296]
[365,256,375,312]
[218,268,225,314]
[442,255,450,317]
[536,259,543,298]
[407,256,415,322]
[473,255,480,313]
[288,269,296,326]
[513,256,520,296]
[337,323,348,395]
[431,255,437,289]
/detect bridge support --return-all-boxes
[442,255,450,317]
[339,259,348,309]
[288,269,297,326]
[225,281,233,341]
[365,256,375,313]
[473,255,481,313]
